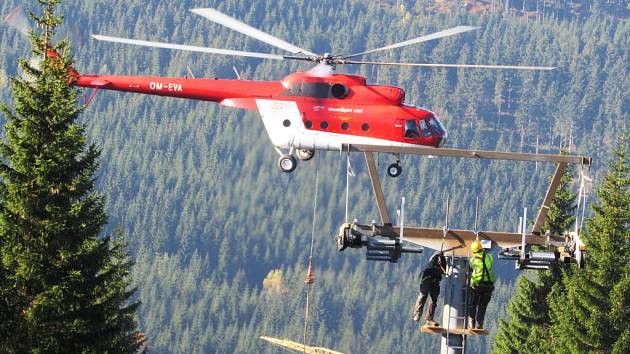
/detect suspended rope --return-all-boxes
[344,147,354,223]
[575,169,592,234]
[474,196,481,242]
[303,154,319,352]
[440,194,450,253]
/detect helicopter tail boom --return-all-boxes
[73,74,282,105]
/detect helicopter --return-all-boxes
[7,7,554,176]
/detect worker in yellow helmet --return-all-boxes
[467,240,495,330]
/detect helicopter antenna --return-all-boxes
[232,66,241,80]
[186,65,196,79]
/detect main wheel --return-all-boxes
[277,155,297,173]
[387,162,402,178]
[296,148,315,161]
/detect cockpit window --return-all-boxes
[428,117,446,136]
[404,119,420,139]
[419,120,431,137]
[281,82,331,98]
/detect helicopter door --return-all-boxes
[255,99,304,149]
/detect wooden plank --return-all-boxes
[420,326,488,336]
[532,163,567,234]
[346,144,591,165]
[260,336,344,354]
[468,329,490,336]
[364,152,391,225]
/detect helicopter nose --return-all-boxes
[429,117,447,147]
[437,129,447,147]
[437,134,446,147]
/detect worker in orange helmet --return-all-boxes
[467,240,495,329]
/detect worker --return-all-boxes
[467,240,495,330]
[413,251,447,326]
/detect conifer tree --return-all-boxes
[493,168,577,354]
[0,1,144,352]
[549,138,629,354]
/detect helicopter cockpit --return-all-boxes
[403,116,447,147]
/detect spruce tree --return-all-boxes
[493,168,577,354]
[549,138,629,354]
[0,1,144,352]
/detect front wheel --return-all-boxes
[387,163,402,178]
[277,155,297,173]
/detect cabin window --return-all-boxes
[281,82,332,98]
[283,119,291,127]
[304,120,313,129]
[404,119,420,139]
[320,121,329,129]
[419,120,431,137]
[302,83,331,98]
[341,122,349,130]
[361,123,369,132]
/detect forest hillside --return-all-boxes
[1,0,628,353]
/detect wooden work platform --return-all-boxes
[420,325,489,336]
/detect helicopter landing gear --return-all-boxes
[296,148,315,161]
[387,160,402,178]
[277,155,297,173]
[274,147,298,173]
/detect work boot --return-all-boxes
[467,317,475,329]
[426,320,440,327]
[413,313,420,322]
[475,322,484,330]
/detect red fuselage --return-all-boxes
[74,71,447,149]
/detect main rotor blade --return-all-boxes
[91,34,285,60]
[3,6,31,36]
[341,60,556,71]
[191,8,317,57]
[342,26,478,59]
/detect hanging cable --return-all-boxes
[303,154,319,352]
[474,196,481,242]
[440,194,450,253]
[576,169,592,234]
[344,147,354,223]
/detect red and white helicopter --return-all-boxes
[6,7,554,176]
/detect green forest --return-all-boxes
[0,0,628,353]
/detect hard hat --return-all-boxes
[471,240,482,253]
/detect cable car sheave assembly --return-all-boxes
[335,146,591,268]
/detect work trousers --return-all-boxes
[467,286,493,328]
[414,281,440,321]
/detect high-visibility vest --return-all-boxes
[470,251,495,286]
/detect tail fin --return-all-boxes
[46,47,80,81]
[4,6,80,82]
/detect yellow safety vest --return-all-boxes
[470,251,495,286]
